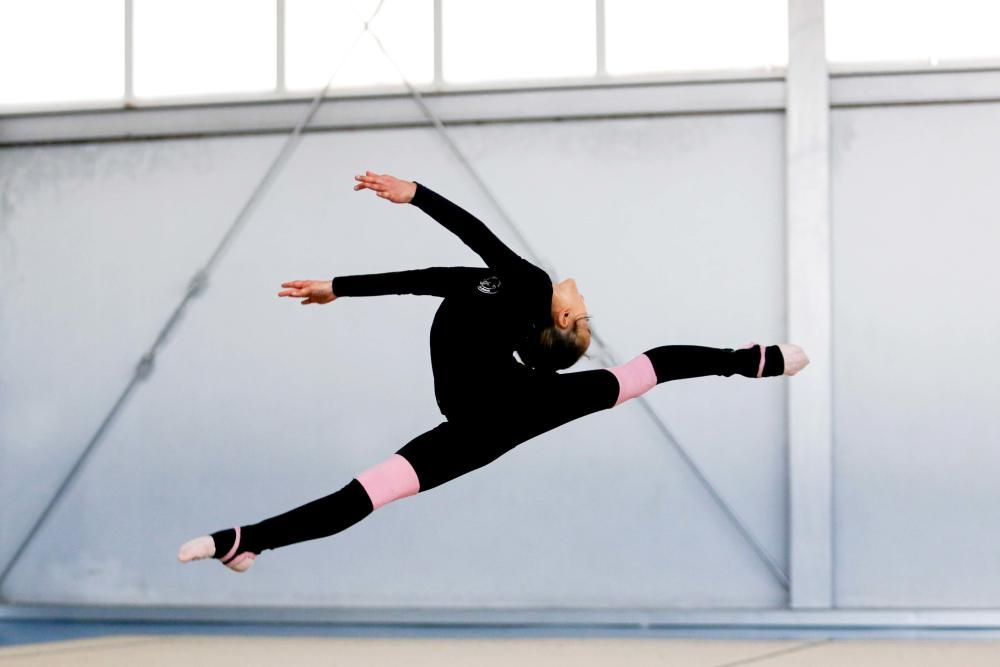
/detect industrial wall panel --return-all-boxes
[832,103,1000,607]
[0,111,786,608]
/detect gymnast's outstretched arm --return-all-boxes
[332,266,489,299]
[277,267,490,305]
[353,171,528,271]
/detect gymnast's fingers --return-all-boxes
[354,176,384,192]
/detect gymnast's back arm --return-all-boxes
[353,170,530,271]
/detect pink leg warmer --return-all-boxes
[356,453,421,510]
[607,353,658,406]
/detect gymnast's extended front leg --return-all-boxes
[608,342,809,405]
[177,445,427,572]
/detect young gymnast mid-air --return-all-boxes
[178,171,809,572]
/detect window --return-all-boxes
[0,0,123,106]
[285,0,433,90]
[827,0,1000,65]
[133,0,276,98]
[443,0,596,83]
[605,0,787,75]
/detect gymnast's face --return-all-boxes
[552,278,592,348]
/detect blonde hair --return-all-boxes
[517,317,592,372]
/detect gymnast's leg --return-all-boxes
[360,343,808,504]
[177,423,459,572]
[177,344,807,571]
[607,342,807,404]
[510,342,807,443]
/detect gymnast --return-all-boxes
[178,171,809,572]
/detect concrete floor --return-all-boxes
[3,635,1000,666]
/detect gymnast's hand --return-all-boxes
[353,170,416,203]
[278,280,337,305]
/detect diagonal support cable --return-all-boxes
[367,28,790,590]
[0,4,386,597]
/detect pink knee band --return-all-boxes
[220,526,241,563]
[608,353,658,406]
[741,341,766,378]
[356,454,420,510]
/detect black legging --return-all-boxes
[210,344,782,560]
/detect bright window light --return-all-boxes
[605,0,787,75]
[133,0,276,98]
[443,0,596,83]
[0,0,123,107]
[827,0,1000,65]
[285,0,432,90]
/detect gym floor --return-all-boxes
[3,623,1000,666]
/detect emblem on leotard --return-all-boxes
[477,275,501,294]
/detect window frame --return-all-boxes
[2,0,1000,117]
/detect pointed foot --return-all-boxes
[177,536,215,563]
[777,343,809,376]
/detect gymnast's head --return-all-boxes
[517,278,592,372]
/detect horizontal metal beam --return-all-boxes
[831,68,1000,107]
[6,66,1000,147]
[0,79,783,146]
[7,604,1000,636]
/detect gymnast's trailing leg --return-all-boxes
[177,434,434,572]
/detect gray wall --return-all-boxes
[831,101,1000,608]
[0,112,788,607]
[5,96,999,616]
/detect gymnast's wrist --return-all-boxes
[410,181,425,206]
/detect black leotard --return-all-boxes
[332,182,554,419]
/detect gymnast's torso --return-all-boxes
[329,182,554,420]
[427,258,553,418]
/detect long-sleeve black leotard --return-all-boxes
[332,182,555,420]
[206,183,785,563]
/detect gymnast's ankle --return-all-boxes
[209,526,259,573]
[177,527,259,573]
[733,343,784,378]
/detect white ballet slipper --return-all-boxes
[178,533,256,572]
[777,343,810,376]
[738,342,809,377]
[177,535,215,563]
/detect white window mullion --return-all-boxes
[125,0,134,104]
[276,0,286,93]
[596,0,606,78]
[433,0,443,88]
